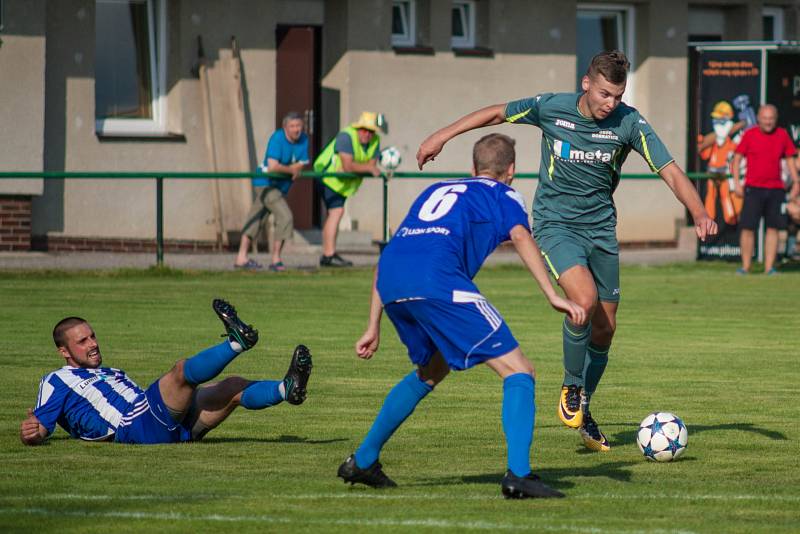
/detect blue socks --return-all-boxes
[183,341,242,386]
[502,373,535,478]
[562,319,590,386]
[355,370,433,469]
[240,380,285,409]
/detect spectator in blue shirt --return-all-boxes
[235,112,309,271]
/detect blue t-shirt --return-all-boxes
[254,129,310,194]
[377,177,530,303]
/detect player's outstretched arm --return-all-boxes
[416,105,506,169]
[20,408,48,446]
[509,225,586,325]
[659,162,718,242]
[355,269,383,360]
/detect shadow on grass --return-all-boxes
[202,434,348,445]
[408,460,641,491]
[610,421,787,447]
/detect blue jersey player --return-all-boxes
[337,134,585,499]
[417,51,717,453]
[19,300,312,446]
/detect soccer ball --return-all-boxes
[379,146,402,170]
[636,412,688,462]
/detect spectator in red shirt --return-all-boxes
[732,104,800,274]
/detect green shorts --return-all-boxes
[534,224,620,302]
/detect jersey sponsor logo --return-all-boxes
[555,119,575,130]
[638,118,647,125]
[552,139,616,163]
[78,376,102,390]
[397,226,451,237]
[591,130,619,141]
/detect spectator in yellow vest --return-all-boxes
[314,112,382,267]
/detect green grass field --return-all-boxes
[1,264,798,533]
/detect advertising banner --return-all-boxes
[689,49,762,260]
[766,50,800,144]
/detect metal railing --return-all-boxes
[0,171,710,266]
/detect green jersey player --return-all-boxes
[416,51,717,452]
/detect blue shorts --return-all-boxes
[322,183,347,209]
[384,292,518,371]
[114,381,192,444]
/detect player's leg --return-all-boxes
[555,265,597,428]
[575,300,617,452]
[483,344,563,498]
[186,345,313,440]
[577,240,620,452]
[338,301,444,488]
[158,299,259,417]
[351,353,445,466]
[536,227,596,429]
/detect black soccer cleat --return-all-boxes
[283,344,313,405]
[212,299,259,350]
[320,253,353,268]
[501,471,565,499]
[337,454,397,488]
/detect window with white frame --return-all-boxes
[576,4,635,97]
[95,0,167,136]
[391,0,416,47]
[763,6,784,41]
[451,1,476,49]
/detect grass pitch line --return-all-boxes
[2,492,799,503]
[0,508,697,533]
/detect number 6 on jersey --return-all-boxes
[418,184,468,221]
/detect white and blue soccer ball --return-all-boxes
[379,146,402,170]
[636,412,688,462]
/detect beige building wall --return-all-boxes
[8,0,798,246]
[0,0,46,196]
[324,50,572,238]
[31,0,322,241]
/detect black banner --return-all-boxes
[766,51,800,145]
[689,49,762,260]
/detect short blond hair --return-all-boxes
[473,133,516,178]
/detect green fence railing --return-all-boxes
[0,171,711,266]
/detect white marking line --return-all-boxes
[0,508,693,534]
[1,492,798,503]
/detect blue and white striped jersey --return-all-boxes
[33,367,144,441]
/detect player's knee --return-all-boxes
[570,301,595,327]
[221,376,250,398]
[593,321,616,342]
[418,365,449,386]
[170,359,189,384]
